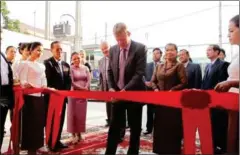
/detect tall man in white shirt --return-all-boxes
[0,50,14,152]
[0,26,14,152]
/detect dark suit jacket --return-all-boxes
[98,57,109,91]
[0,52,14,109]
[224,61,230,67]
[185,62,202,89]
[145,62,154,82]
[44,57,71,91]
[108,40,147,91]
[84,62,92,73]
[201,58,229,90]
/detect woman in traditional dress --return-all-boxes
[67,52,91,144]
[19,42,47,154]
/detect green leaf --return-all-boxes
[1,0,20,32]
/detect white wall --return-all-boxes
[1,29,72,64]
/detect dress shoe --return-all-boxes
[143,131,152,135]
[49,142,68,152]
[48,147,58,152]
[214,147,226,154]
[105,123,110,127]
[105,119,110,127]
[56,142,68,149]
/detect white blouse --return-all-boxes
[227,52,239,93]
[12,59,27,81]
[19,60,47,96]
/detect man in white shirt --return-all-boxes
[0,51,14,152]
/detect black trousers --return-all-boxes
[211,108,228,153]
[0,105,8,150]
[0,85,13,151]
[106,101,126,139]
[106,101,112,124]
[46,97,67,149]
[105,101,143,155]
[235,114,239,154]
[146,104,155,132]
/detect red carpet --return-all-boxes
[21,126,200,154]
[38,127,154,154]
[62,134,153,154]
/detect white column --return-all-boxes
[44,1,50,40]
[105,22,107,41]
[74,1,82,52]
[218,1,222,47]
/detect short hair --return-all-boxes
[113,22,128,35]
[29,42,42,52]
[100,41,109,47]
[79,49,86,54]
[51,41,60,49]
[209,44,221,55]
[165,43,178,51]
[220,48,226,56]
[5,46,15,53]
[79,49,86,58]
[152,48,163,54]
[230,14,239,28]
[180,49,190,57]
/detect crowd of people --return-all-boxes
[0,14,239,155]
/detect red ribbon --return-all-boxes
[10,88,238,154]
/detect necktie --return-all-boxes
[208,63,212,73]
[104,57,108,90]
[58,61,64,80]
[118,49,127,89]
[123,49,127,61]
[205,63,212,78]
